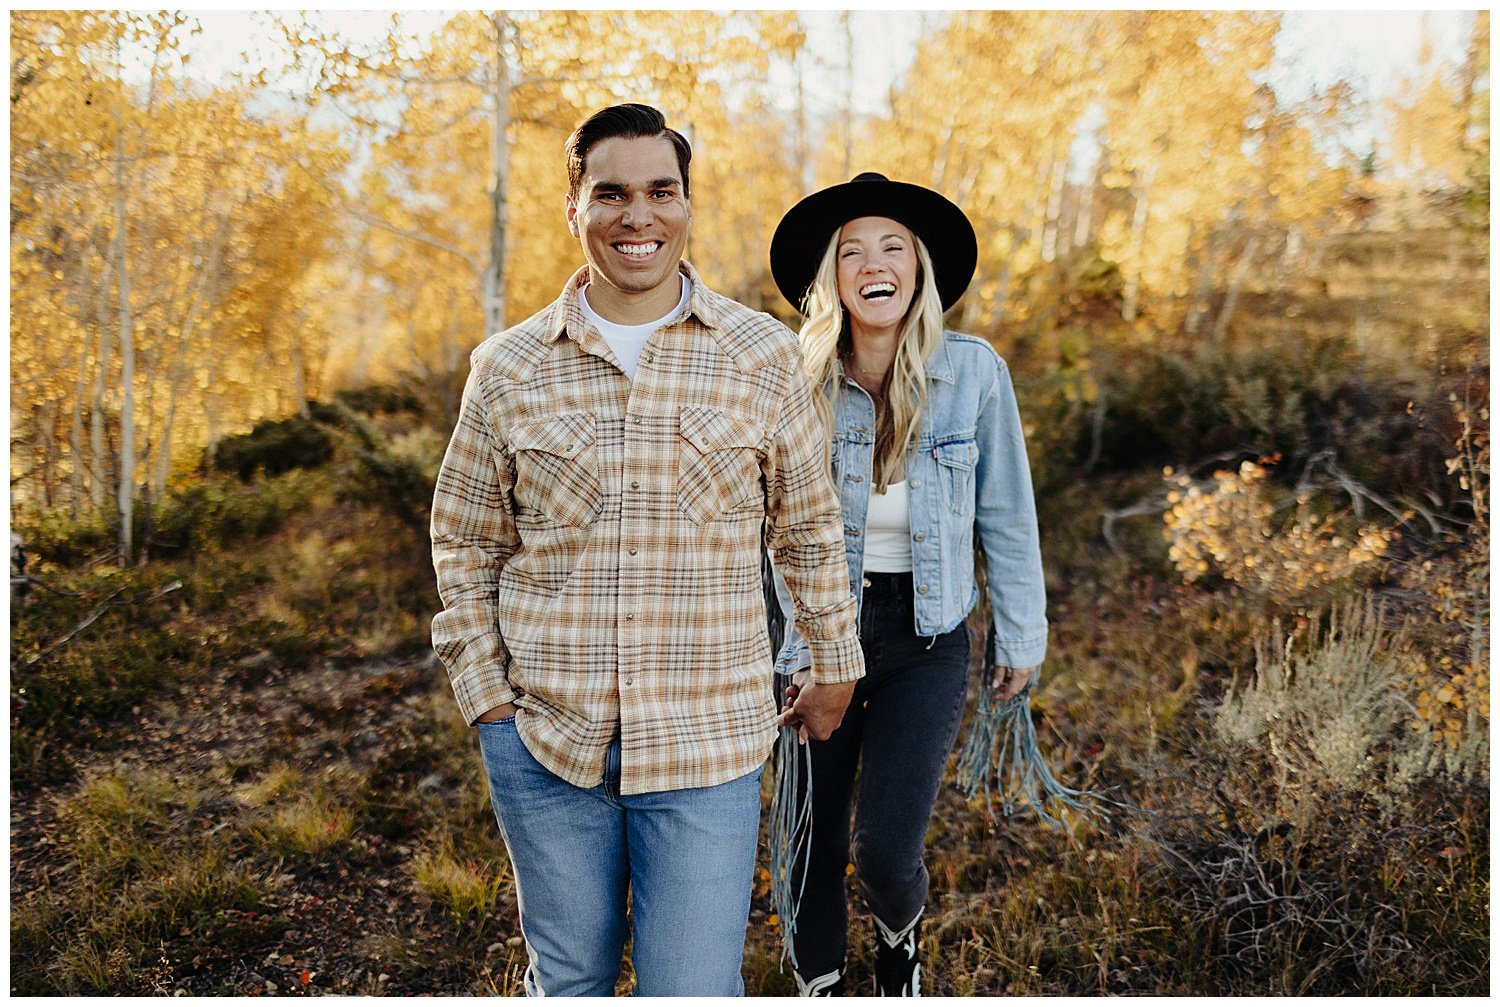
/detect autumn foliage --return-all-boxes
[9,9,1489,998]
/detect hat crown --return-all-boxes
[770,171,977,313]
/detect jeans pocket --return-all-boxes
[476,716,522,778]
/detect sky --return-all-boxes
[160,7,1479,183]
[171,8,1480,118]
[1272,10,1478,101]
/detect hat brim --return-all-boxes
[769,176,977,314]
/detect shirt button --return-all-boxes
[643,351,653,363]
[910,479,921,489]
[630,480,640,490]
[914,532,926,542]
[917,584,929,595]
[624,677,635,686]
[627,547,638,556]
[626,612,636,621]
[633,416,643,425]
[861,576,872,588]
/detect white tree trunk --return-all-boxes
[1074,144,1104,250]
[1212,232,1263,344]
[114,111,136,567]
[1121,164,1156,323]
[90,293,112,512]
[482,11,512,342]
[841,11,854,180]
[1184,221,1220,336]
[1040,140,1069,263]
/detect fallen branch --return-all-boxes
[1101,498,1166,553]
[22,580,183,666]
[12,574,90,599]
[1296,448,1451,534]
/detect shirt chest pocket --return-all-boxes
[933,438,978,516]
[508,412,602,528]
[677,406,764,526]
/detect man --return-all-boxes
[429,103,863,997]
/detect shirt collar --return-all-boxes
[546,261,720,343]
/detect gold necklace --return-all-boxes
[842,354,890,384]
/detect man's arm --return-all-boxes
[763,355,863,741]
[430,361,523,725]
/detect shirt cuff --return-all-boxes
[992,635,1047,671]
[450,665,520,726]
[807,635,866,685]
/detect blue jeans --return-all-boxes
[476,718,763,996]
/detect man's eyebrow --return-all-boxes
[587,178,681,194]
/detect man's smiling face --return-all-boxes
[566,135,691,323]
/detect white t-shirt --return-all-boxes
[579,275,691,379]
[863,479,913,573]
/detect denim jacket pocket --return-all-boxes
[933,439,978,516]
[677,406,764,526]
[509,412,603,527]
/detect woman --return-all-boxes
[768,173,1048,996]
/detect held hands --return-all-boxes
[990,665,1037,703]
[775,668,856,744]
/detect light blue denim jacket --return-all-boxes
[775,332,1048,675]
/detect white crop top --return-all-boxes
[863,479,913,573]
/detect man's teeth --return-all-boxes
[617,242,661,257]
[860,282,896,300]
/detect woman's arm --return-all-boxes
[971,351,1048,672]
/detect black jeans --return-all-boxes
[790,571,971,977]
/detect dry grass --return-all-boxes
[11,765,276,995]
[8,295,1488,993]
[408,843,513,931]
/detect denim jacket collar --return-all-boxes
[925,335,958,384]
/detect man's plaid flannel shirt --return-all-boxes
[430,263,863,795]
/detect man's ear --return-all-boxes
[565,194,579,238]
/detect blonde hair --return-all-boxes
[798,225,947,492]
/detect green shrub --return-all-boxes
[1215,601,1418,806]
[14,471,327,567]
[331,426,445,529]
[335,383,423,416]
[1051,339,1457,504]
[211,413,334,480]
[17,508,115,567]
[148,470,325,554]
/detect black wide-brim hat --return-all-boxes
[769,172,978,314]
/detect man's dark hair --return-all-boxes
[565,103,692,200]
